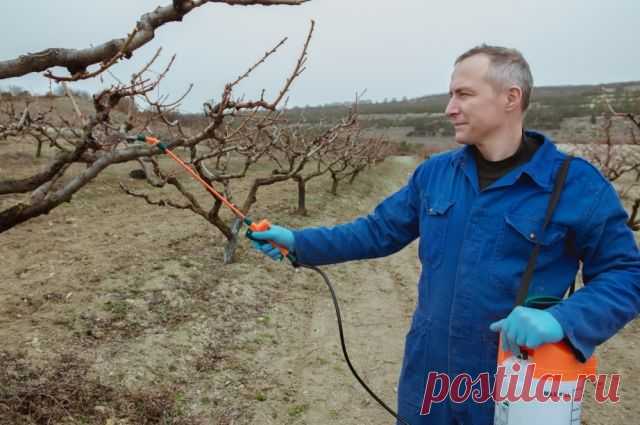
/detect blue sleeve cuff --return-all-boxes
[547,304,593,362]
[291,226,356,266]
[292,229,318,266]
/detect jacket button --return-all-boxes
[428,208,434,213]
[529,233,536,240]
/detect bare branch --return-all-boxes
[44,28,139,82]
[228,37,288,89]
[119,182,192,211]
[0,0,309,79]
[204,20,315,115]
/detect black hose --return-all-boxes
[298,264,412,425]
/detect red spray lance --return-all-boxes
[126,133,411,425]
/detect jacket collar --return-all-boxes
[450,130,563,192]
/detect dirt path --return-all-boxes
[235,156,422,425]
[290,248,420,425]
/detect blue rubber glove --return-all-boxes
[489,306,564,355]
[249,224,295,261]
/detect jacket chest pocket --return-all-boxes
[420,195,455,269]
[491,213,568,292]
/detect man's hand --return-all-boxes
[250,225,295,261]
[489,306,564,354]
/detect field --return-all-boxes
[1,137,639,424]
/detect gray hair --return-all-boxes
[455,44,534,111]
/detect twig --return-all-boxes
[61,82,84,121]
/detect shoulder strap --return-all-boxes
[515,156,573,307]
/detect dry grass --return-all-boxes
[0,350,204,425]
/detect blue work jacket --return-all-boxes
[292,130,640,424]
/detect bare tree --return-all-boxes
[569,104,640,230]
[0,99,55,157]
[0,0,309,234]
[326,128,390,196]
[264,111,359,215]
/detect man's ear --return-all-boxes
[505,86,523,112]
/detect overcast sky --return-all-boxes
[1,0,638,112]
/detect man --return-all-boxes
[250,45,640,424]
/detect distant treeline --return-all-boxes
[284,82,640,134]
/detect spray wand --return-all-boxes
[126,134,296,264]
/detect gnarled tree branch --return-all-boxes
[0,0,309,80]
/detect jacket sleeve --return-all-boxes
[291,165,423,266]
[547,180,640,361]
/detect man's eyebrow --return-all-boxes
[448,87,473,96]
[451,86,474,93]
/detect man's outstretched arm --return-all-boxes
[251,164,425,265]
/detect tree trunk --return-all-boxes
[628,198,640,231]
[223,217,243,264]
[294,175,307,215]
[330,177,339,195]
[348,169,360,184]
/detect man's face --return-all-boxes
[445,54,509,145]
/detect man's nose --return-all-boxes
[445,98,459,117]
